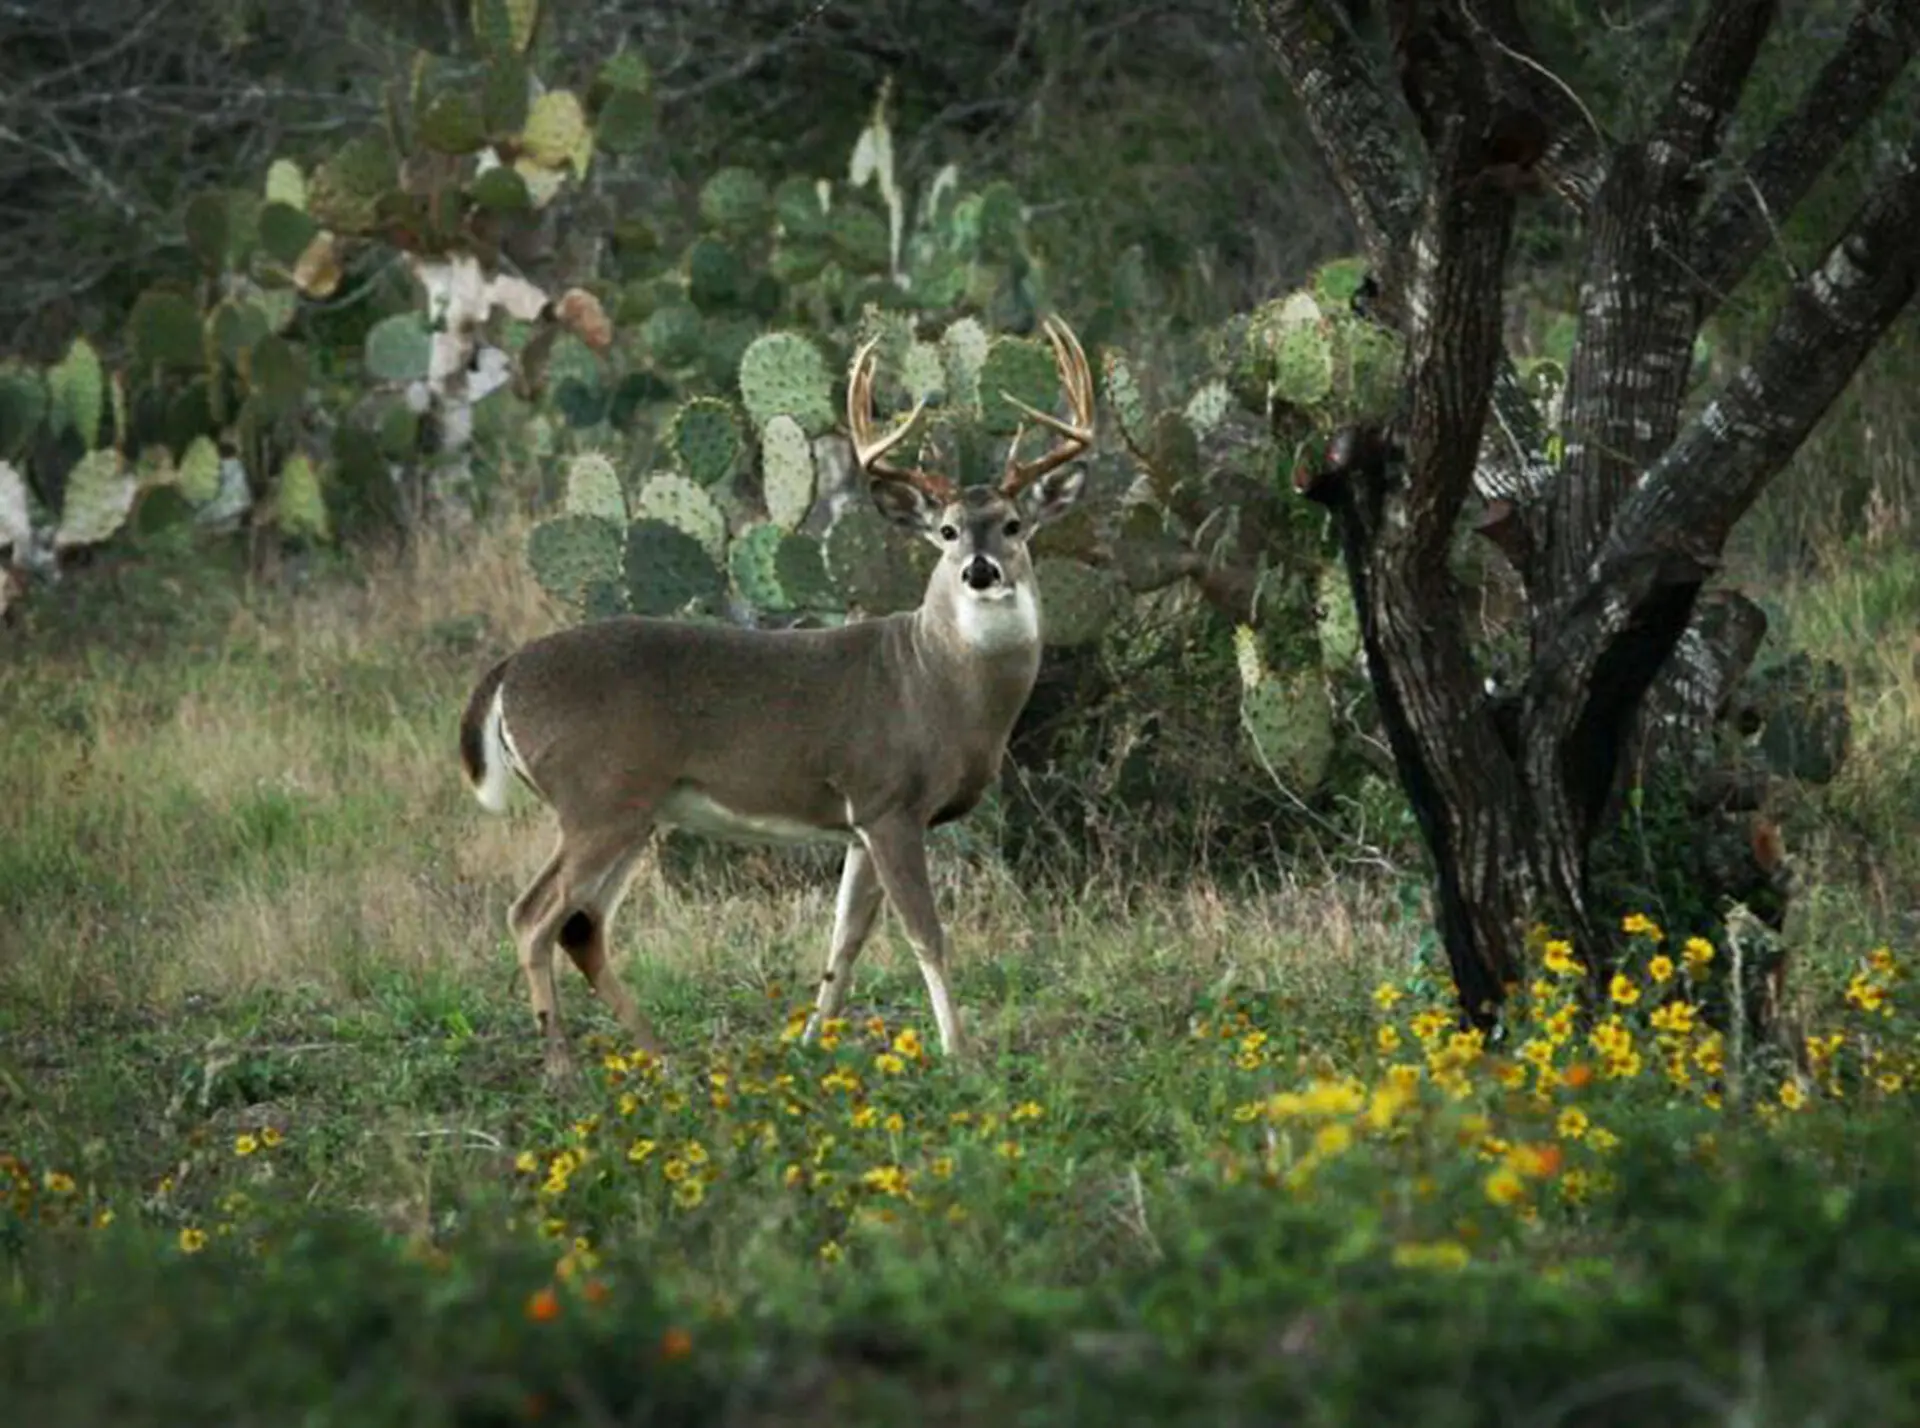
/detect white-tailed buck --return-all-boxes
[458,317,1095,1078]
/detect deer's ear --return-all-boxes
[1021,465,1087,528]
[868,475,944,537]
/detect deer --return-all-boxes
[457,316,1096,1081]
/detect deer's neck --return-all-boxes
[910,582,1044,724]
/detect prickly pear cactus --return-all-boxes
[275,453,331,542]
[1234,625,1335,794]
[563,451,627,522]
[774,532,834,609]
[177,436,223,506]
[738,331,836,435]
[728,520,787,609]
[901,341,947,406]
[55,449,135,549]
[0,364,46,459]
[1237,277,1405,435]
[633,471,726,563]
[699,168,770,239]
[977,335,1058,436]
[1315,563,1361,671]
[668,397,741,486]
[528,513,623,610]
[48,337,105,450]
[824,504,927,615]
[1036,559,1124,647]
[759,414,815,530]
[938,318,988,411]
[364,313,434,384]
[624,517,726,616]
[129,290,205,371]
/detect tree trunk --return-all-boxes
[1251,0,1920,1027]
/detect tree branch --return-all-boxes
[1239,0,1421,273]
[1615,130,1920,558]
[1650,0,1778,176]
[1693,0,1919,310]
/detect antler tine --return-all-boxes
[847,335,955,502]
[999,315,1095,497]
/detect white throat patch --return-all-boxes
[953,580,1040,654]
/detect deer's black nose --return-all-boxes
[963,555,1002,590]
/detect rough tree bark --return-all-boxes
[1245,0,1920,1026]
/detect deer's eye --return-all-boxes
[1003,518,1023,538]
[938,524,959,542]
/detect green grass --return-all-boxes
[4,523,1919,1426]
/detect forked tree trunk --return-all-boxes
[1248,0,1920,1026]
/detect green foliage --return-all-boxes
[562,451,626,523]
[623,517,725,616]
[528,512,623,609]
[737,332,836,435]
[824,503,927,615]
[362,314,433,384]
[757,415,814,531]
[726,520,786,609]
[633,472,726,563]
[667,398,741,486]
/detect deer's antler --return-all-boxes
[998,315,1095,498]
[847,334,955,503]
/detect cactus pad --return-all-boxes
[738,331,836,436]
[471,0,538,55]
[759,414,815,529]
[667,397,741,486]
[978,335,1059,436]
[774,176,829,239]
[1101,349,1149,451]
[623,517,726,617]
[363,313,433,383]
[563,451,626,522]
[264,159,307,210]
[640,303,703,370]
[1315,565,1361,671]
[183,192,231,273]
[633,470,726,563]
[210,300,270,363]
[699,167,770,238]
[1036,558,1123,647]
[275,453,331,542]
[522,90,591,174]
[258,201,318,266]
[528,512,622,609]
[48,337,105,450]
[593,54,652,154]
[827,202,891,272]
[901,341,947,406]
[1144,410,1201,501]
[1234,626,1335,793]
[419,90,487,155]
[246,336,308,420]
[307,136,395,234]
[939,317,989,411]
[1184,379,1233,438]
[824,504,927,615]
[774,532,835,610]
[728,520,787,610]
[0,364,47,460]
[686,236,747,313]
[178,435,222,505]
[55,448,135,549]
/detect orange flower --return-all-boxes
[659,1326,694,1361]
[582,1278,611,1305]
[1562,1062,1595,1089]
[525,1286,562,1323]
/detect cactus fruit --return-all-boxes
[1234,625,1335,794]
[528,512,623,609]
[759,413,816,529]
[55,448,135,549]
[824,504,926,615]
[978,335,1059,436]
[667,397,741,486]
[633,470,726,563]
[48,337,105,451]
[623,517,726,616]
[563,451,626,522]
[306,136,395,235]
[178,436,222,505]
[275,453,331,542]
[640,303,703,371]
[363,312,434,383]
[939,317,989,409]
[774,532,835,610]
[728,520,787,609]
[1036,558,1123,647]
[738,331,836,436]
[0,364,46,460]
[699,168,770,238]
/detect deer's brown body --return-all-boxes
[459,317,1095,1079]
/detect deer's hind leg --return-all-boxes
[508,843,572,1079]
[553,828,664,1057]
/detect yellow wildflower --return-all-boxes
[515,1150,539,1174]
[1556,1108,1589,1140]
[1391,1240,1470,1271]
[883,1112,905,1135]
[42,1171,76,1194]
[1586,1126,1619,1154]
[931,1156,955,1179]
[1542,940,1585,977]
[1845,975,1888,1015]
[1314,1123,1354,1158]
[1778,1079,1807,1111]
[1372,983,1404,1011]
[672,1178,706,1209]
[995,1140,1023,1162]
[1683,937,1715,972]
[1609,974,1640,1007]
[233,1134,259,1157]
[1649,1001,1697,1036]
[1377,1024,1402,1053]
[260,1127,285,1148]
[874,1053,907,1076]
[819,1240,844,1265]
[851,1106,879,1130]
[1011,1100,1045,1123]
[627,1138,657,1165]
[178,1227,207,1254]
[662,1158,689,1182]
[1621,913,1663,941]
[1647,955,1675,984]
[892,1027,924,1059]
[1483,1166,1527,1207]
[1410,1009,1453,1043]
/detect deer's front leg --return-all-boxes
[857,819,965,1059]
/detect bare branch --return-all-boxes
[1462,0,1610,211]
[1616,130,1920,559]
[1693,0,1920,310]
[1238,0,1421,271]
